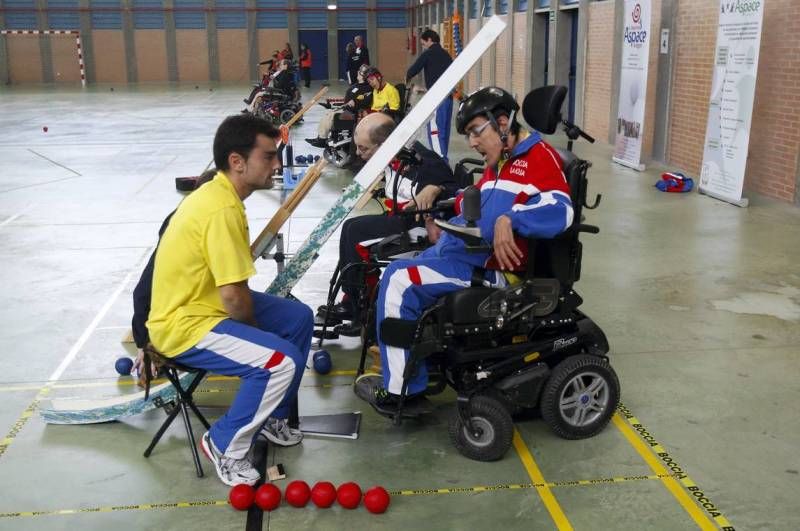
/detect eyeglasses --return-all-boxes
[464,120,492,140]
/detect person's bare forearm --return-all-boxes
[219,282,257,326]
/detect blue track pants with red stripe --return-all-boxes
[175,291,313,458]
[377,254,502,396]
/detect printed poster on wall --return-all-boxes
[612,0,651,171]
[698,0,765,207]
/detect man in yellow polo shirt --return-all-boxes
[365,67,400,115]
[147,114,313,487]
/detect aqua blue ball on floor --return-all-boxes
[115,357,134,375]
[313,350,332,375]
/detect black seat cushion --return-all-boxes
[440,287,499,324]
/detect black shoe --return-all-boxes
[305,137,327,148]
[316,302,354,321]
[243,98,251,104]
[335,321,362,337]
[353,375,432,418]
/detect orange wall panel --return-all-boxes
[91,31,127,83]
[135,30,168,82]
[511,12,527,100]
[50,36,81,83]
[495,15,508,89]
[6,35,43,83]
[217,29,249,82]
[377,29,408,82]
[176,30,209,82]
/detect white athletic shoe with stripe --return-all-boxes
[259,417,303,447]
[201,431,261,486]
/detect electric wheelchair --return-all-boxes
[360,85,620,462]
[322,83,412,169]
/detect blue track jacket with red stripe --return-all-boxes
[431,131,574,272]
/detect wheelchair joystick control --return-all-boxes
[462,186,481,227]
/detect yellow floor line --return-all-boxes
[612,414,718,530]
[512,428,574,530]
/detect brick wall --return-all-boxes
[667,0,718,182]
[583,0,615,141]
[746,0,800,202]
[495,15,509,90]
[481,16,493,84]
[467,18,479,91]
[669,0,799,203]
[511,12,528,100]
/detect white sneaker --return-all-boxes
[260,418,303,447]
[200,432,261,486]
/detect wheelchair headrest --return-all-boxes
[522,85,567,135]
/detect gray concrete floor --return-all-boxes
[0,81,798,530]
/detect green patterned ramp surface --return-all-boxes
[39,372,194,424]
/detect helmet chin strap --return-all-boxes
[491,109,516,160]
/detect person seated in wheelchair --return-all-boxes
[363,67,401,119]
[306,64,373,148]
[316,112,459,336]
[243,59,298,109]
[354,87,574,415]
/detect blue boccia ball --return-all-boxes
[115,357,134,375]
[312,350,332,375]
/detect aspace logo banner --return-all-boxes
[698,0,764,206]
[613,0,651,171]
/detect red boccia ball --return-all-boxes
[43,126,48,133]
[363,486,391,514]
[254,483,282,511]
[284,480,311,507]
[310,481,337,508]
[336,482,362,509]
[229,484,255,511]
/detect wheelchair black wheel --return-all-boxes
[540,354,620,440]
[448,395,513,462]
[280,109,295,124]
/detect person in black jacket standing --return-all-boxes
[406,29,454,160]
[353,35,370,72]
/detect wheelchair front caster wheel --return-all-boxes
[540,354,620,440]
[448,395,513,461]
[280,109,295,124]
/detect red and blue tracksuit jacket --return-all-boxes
[376,131,574,395]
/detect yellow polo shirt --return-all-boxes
[370,81,400,111]
[147,171,256,357]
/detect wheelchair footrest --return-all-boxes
[313,329,339,340]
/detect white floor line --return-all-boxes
[0,203,35,228]
[47,247,152,383]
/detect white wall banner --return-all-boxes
[698,0,765,208]
[612,0,651,172]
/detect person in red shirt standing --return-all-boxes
[299,43,312,88]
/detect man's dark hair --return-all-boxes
[369,118,396,146]
[420,29,440,43]
[213,114,281,171]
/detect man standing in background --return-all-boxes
[353,35,370,72]
[406,29,453,160]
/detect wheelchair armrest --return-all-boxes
[434,197,456,210]
[434,219,490,252]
